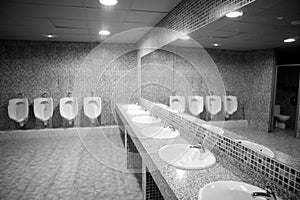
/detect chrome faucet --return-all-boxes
[252,187,277,200]
[190,142,205,153]
[168,125,176,131]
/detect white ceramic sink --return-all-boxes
[236,140,275,158]
[132,116,161,124]
[198,181,280,200]
[158,144,216,170]
[123,104,141,110]
[127,109,149,115]
[201,124,224,135]
[141,126,179,139]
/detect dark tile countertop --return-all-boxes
[116,104,292,200]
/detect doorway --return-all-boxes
[269,64,300,137]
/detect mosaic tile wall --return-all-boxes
[140,98,300,199]
[156,0,255,33]
[0,41,137,130]
[141,47,275,131]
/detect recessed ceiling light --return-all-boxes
[99,30,111,36]
[283,38,296,43]
[43,34,57,38]
[213,43,220,47]
[225,10,243,18]
[99,0,118,6]
[276,17,284,20]
[179,34,190,40]
[291,20,300,25]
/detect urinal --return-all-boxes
[60,97,78,124]
[170,96,185,113]
[83,97,101,123]
[205,96,221,119]
[8,98,29,127]
[188,96,204,116]
[222,96,238,118]
[34,98,54,126]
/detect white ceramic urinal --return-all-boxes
[222,96,238,118]
[84,97,101,123]
[170,96,185,113]
[205,96,221,119]
[8,98,29,127]
[60,97,78,124]
[188,96,204,116]
[34,98,54,125]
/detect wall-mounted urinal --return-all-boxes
[188,96,204,116]
[34,97,53,126]
[8,98,29,127]
[84,96,101,123]
[170,96,185,113]
[205,96,221,119]
[60,97,78,124]
[222,96,238,118]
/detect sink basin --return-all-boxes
[198,181,280,200]
[236,140,275,158]
[141,126,179,139]
[132,116,161,124]
[123,104,141,110]
[127,109,149,115]
[155,103,168,108]
[158,144,216,170]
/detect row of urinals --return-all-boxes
[170,95,238,119]
[8,96,102,126]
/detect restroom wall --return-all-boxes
[141,47,275,131]
[0,40,138,130]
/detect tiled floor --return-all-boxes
[0,128,143,200]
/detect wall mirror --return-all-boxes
[139,0,300,170]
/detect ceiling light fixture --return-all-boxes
[99,0,118,6]
[225,10,243,18]
[283,38,296,43]
[291,20,300,25]
[43,34,57,38]
[99,30,111,36]
[213,43,220,47]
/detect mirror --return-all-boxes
[139,1,300,170]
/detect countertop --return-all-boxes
[116,104,290,200]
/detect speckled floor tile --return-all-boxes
[0,129,143,200]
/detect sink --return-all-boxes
[123,104,141,110]
[141,126,179,139]
[198,181,280,200]
[236,140,275,158]
[132,116,161,124]
[158,144,216,170]
[127,109,149,115]
[201,124,224,135]
[155,103,168,108]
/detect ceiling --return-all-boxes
[189,0,300,50]
[0,0,299,50]
[0,0,182,42]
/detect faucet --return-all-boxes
[168,125,176,131]
[252,187,277,200]
[190,142,205,153]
